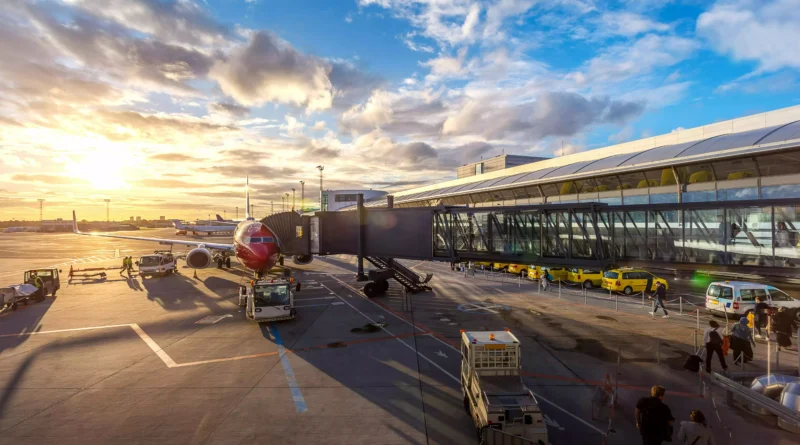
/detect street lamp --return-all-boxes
[104,199,110,223]
[281,196,285,212]
[284,193,290,212]
[292,188,296,212]
[37,199,45,226]
[316,165,324,210]
[299,180,305,213]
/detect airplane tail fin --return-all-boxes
[171,219,185,229]
[216,214,224,221]
[245,176,252,220]
[71,211,80,234]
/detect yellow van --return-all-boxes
[527,265,544,280]
[539,267,568,282]
[602,268,668,295]
[567,268,604,288]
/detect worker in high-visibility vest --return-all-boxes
[30,271,44,300]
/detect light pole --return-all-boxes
[299,180,305,213]
[285,193,290,212]
[104,199,110,223]
[281,196,285,212]
[292,188,296,212]
[316,165,324,210]
[37,199,44,227]
[271,201,274,215]
[236,207,238,219]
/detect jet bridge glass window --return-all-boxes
[756,149,800,177]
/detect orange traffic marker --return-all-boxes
[192,270,198,279]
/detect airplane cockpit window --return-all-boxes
[253,285,289,306]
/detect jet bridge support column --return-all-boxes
[385,196,394,271]
[356,193,367,281]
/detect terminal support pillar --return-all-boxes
[356,193,367,281]
[386,196,394,271]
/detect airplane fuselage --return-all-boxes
[232,220,281,274]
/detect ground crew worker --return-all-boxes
[119,257,128,276]
[126,256,134,276]
[30,271,44,300]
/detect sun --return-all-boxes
[64,151,130,190]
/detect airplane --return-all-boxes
[71,177,313,275]
[171,219,236,236]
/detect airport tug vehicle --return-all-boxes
[137,251,177,278]
[461,330,548,444]
[238,277,296,322]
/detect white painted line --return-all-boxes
[322,284,461,383]
[533,392,606,436]
[294,297,335,301]
[130,323,178,368]
[0,324,136,338]
[328,275,424,332]
[294,303,333,308]
[195,314,233,324]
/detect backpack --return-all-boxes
[709,329,722,346]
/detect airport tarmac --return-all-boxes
[0,230,798,444]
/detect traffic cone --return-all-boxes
[192,269,198,279]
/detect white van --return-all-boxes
[705,281,800,320]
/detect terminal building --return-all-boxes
[321,189,387,212]
[357,106,800,273]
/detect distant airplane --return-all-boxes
[71,177,313,275]
[172,219,235,236]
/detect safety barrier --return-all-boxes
[707,372,800,434]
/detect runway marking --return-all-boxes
[294,303,333,308]
[195,314,233,324]
[294,296,335,301]
[270,325,308,413]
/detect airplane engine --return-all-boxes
[186,247,213,269]
[292,254,313,265]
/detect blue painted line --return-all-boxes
[270,325,308,413]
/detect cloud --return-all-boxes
[423,47,469,78]
[312,121,327,131]
[203,164,300,178]
[340,88,447,136]
[11,174,86,185]
[714,71,799,94]
[442,92,644,140]
[698,0,800,72]
[597,11,670,37]
[209,102,250,117]
[67,0,230,47]
[148,153,200,162]
[281,115,306,136]
[209,31,336,111]
[130,178,210,188]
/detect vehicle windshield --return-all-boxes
[770,289,794,302]
[140,256,160,267]
[604,271,619,279]
[253,284,290,306]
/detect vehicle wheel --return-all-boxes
[217,259,223,269]
[225,257,231,268]
[584,280,593,289]
[793,309,800,324]
[364,282,379,298]
[623,286,633,295]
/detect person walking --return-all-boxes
[703,320,728,374]
[754,296,770,339]
[126,256,134,276]
[774,307,798,350]
[635,385,674,445]
[731,317,755,364]
[119,257,128,276]
[677,410,716,445]
[649,282,669,318]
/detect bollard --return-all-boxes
[656,339,661,365]
[584,287,587,305]
[558,280,562,299]
[694,330,698,351]
[740,352,745,371]
[696,309,700,331]
[617,347,621,376]
[615,293,618,311]
[641,291,644,307]
[518,274,521,288]
[679,297,683,316]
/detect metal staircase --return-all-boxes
[365,256,432,294]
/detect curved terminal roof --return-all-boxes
[382,118,800,206]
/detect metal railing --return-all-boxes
[707,371,800,430]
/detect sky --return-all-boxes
[1,0,799,221]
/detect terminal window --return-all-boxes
[334,194,358,202]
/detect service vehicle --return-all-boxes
[602,268,668,295]
[704,281,800,321]
[542,267,569,282]
[506,264,528,277]
[491,263,510,272]
[527,265,545,280]
[474,261,494,270]
[1,284,40,310]
[24,269,60,296]
[238,278,296,322]
[461,330,548,444]
[137,251,177,278]
[568,268,604,288]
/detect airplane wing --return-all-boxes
[72,211,234,251]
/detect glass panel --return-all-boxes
[578,195,600,202]
[622,142,698,166]
[451,195,471,205]
[650,193,678,204]
[571,212,594,259]
[774,205,800,266]
[762,185,800,199]
[594,175,621,192]
[618,171,646,190]
[558,181,580,195]
[576,178,598,192]
[756,149,800,177]
[680,128,774,157]
[683,209,721,264]
[599,197,622,205]
[650,209,681,261]
[644,168,677,187]
[525,186,541,198]
[713,158,758,181]
[677,163,714,184]
[620,211,648,260]
[540,183,559,197]
[718,187,757,201]
[757,121,800,144]
[623,195,648,205]
[683,190,716,203]
[726,207,772,266]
